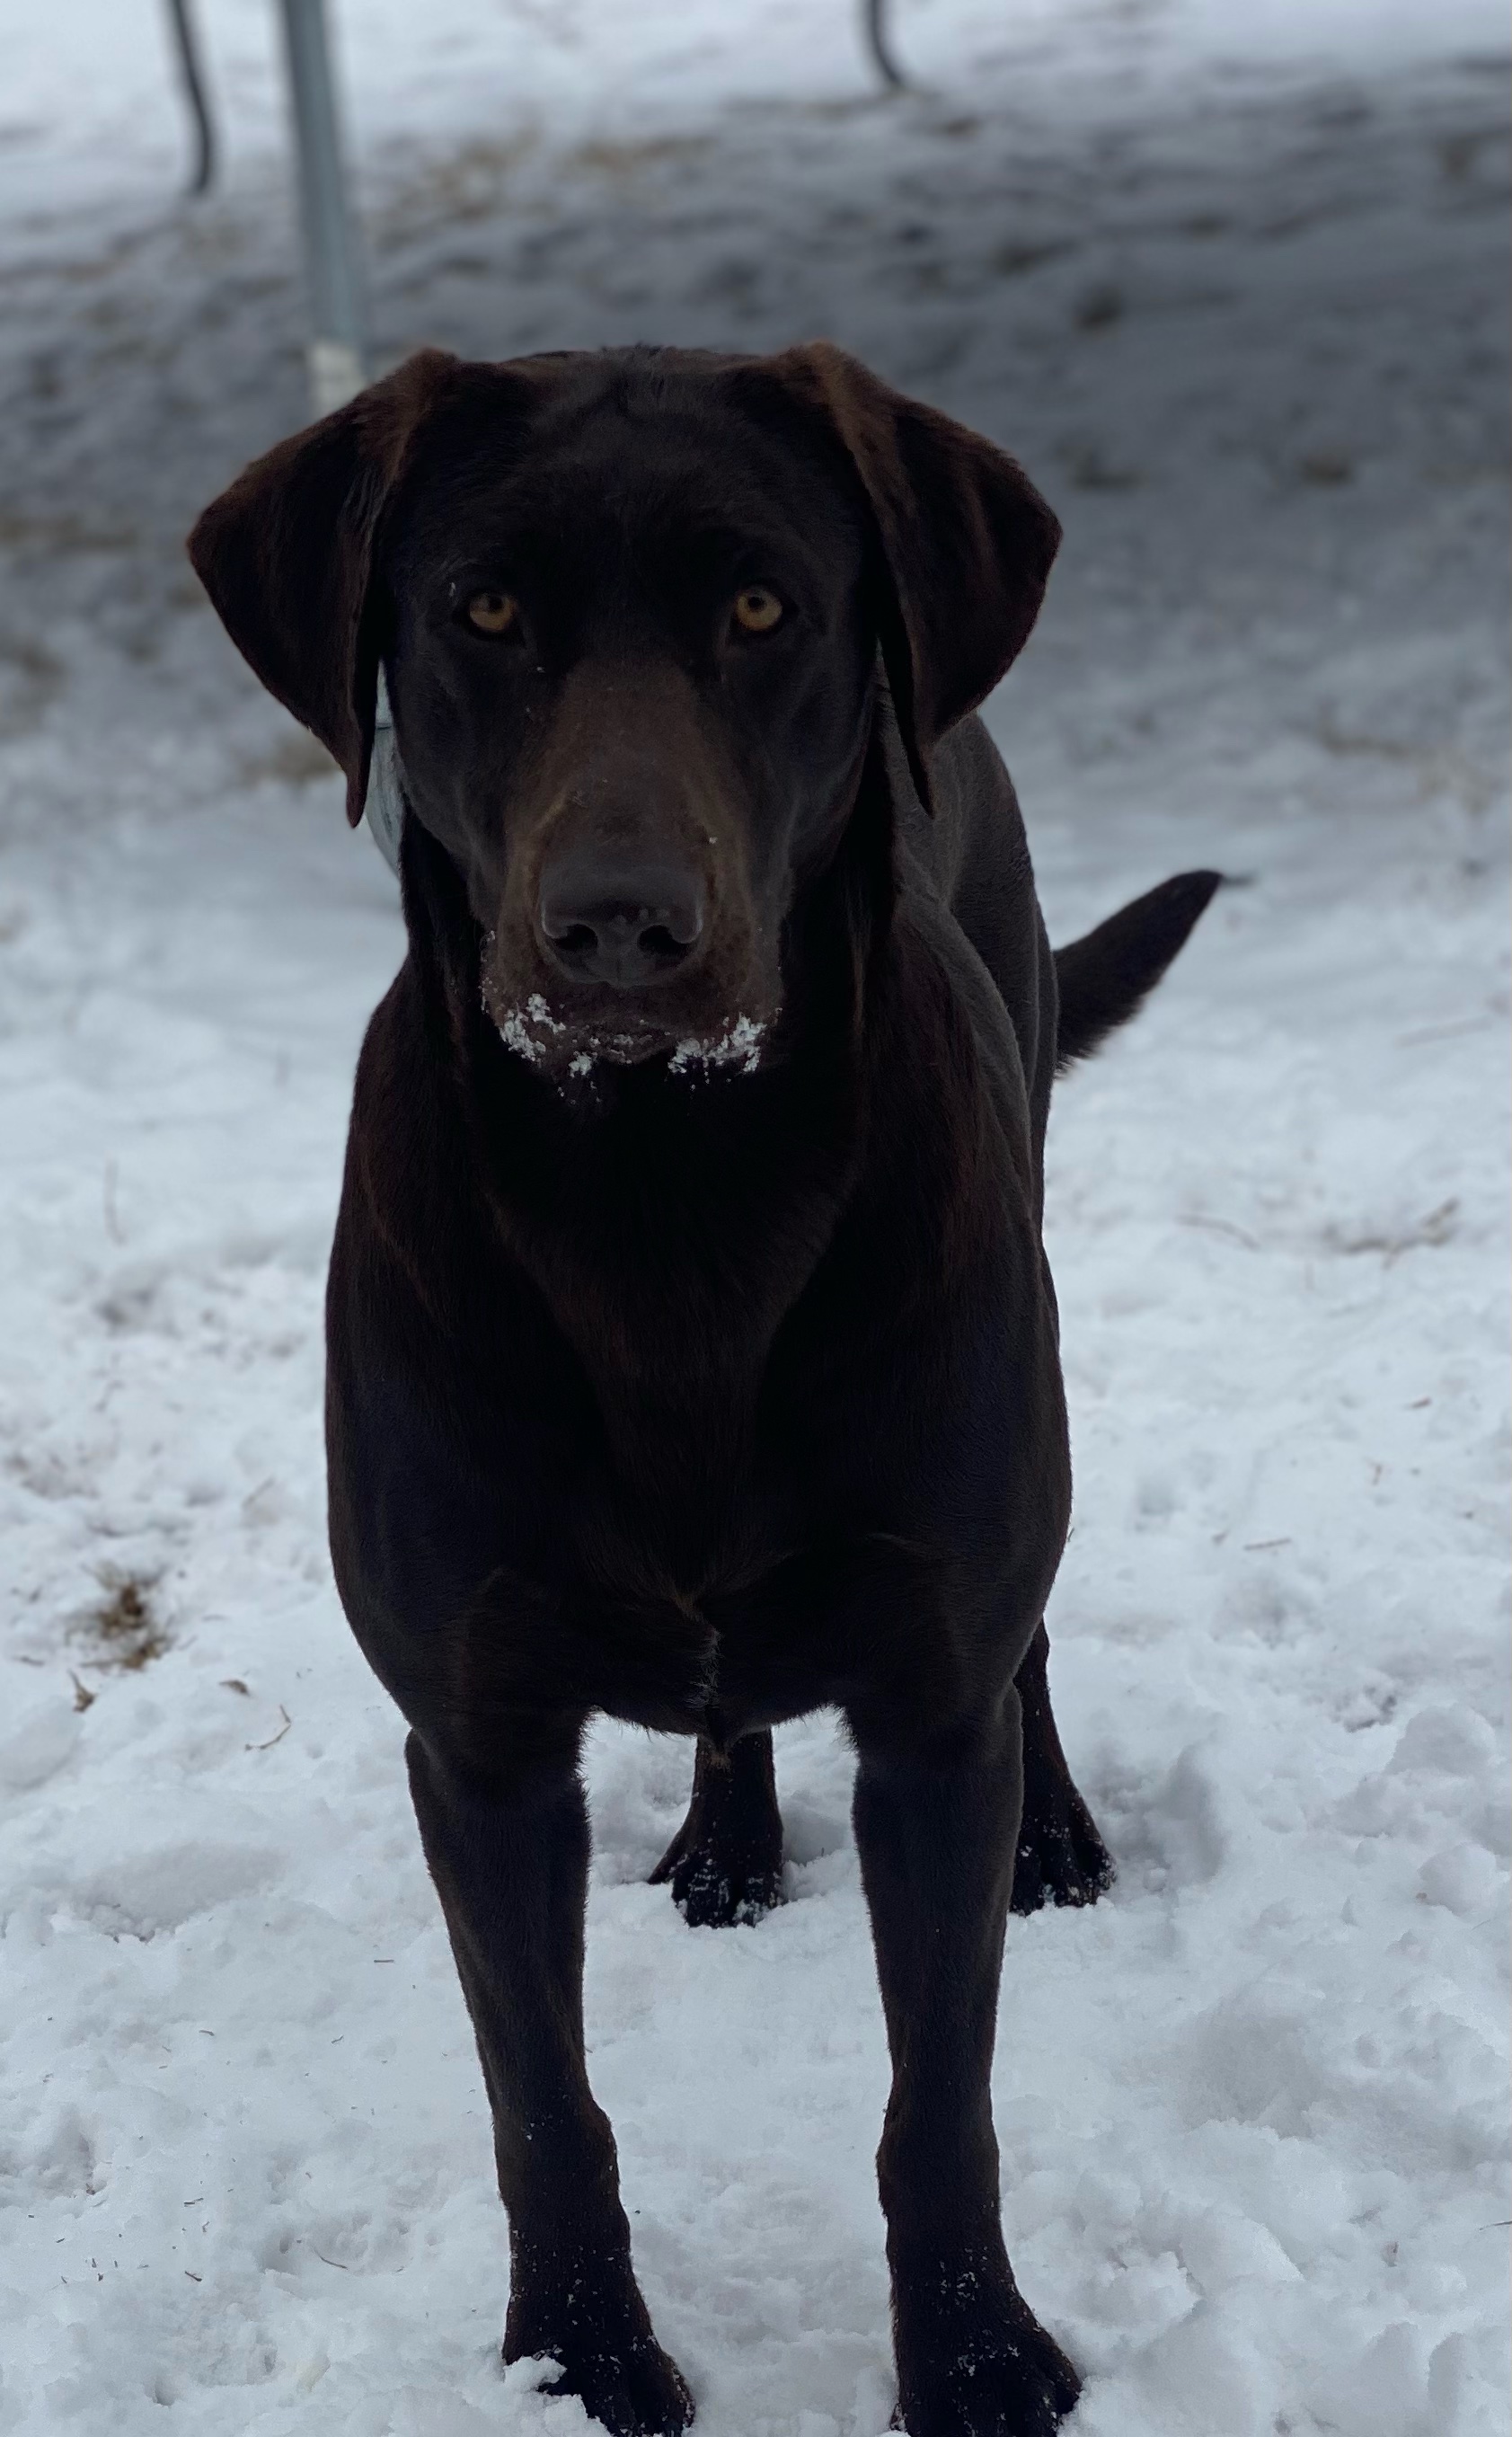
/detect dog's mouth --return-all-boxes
[484,981,774,1086]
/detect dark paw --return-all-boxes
[893,2257,1080,2436]
[507,2300,694,2436]
[1011,1778,1114,1915]
[650,1826,783,1927]
[535,2336,694,2437]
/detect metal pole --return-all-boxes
[862,0,906,90]
[164,0,217,195]
[277,0,368,415]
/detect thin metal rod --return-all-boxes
[862,0,906,90]
[277,0,369,414]
[164,0,217,196]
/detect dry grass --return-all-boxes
[72,1569,169,1674]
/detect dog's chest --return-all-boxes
[562,1407,979,1745]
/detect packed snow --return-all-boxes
[0,1,1508,2433]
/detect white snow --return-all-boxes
[494,992,567,1065]
[0,2,1507,2433]
[668,1017,766,1077]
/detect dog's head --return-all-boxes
[189,344,1058,1081]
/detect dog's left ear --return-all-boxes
[187,349,462,826]
[760,342,1060,813]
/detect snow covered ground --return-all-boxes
[0,2,1508,2431]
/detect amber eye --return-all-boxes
[465,589,518,636]
[732,586,784,635]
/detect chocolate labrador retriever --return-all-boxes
[189,343,1217,2437]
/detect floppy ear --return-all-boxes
[186,349,462,826]
[762,341,1060,813]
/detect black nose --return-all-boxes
[538,859,705,988]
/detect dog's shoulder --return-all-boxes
[885,705,1030,901]
[884,704,1059,1160]
[878,709,1038,1141]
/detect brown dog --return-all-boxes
[190,342,1216,2437]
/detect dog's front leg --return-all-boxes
[850,1697,1081,2437]
[406,1727,694,2436]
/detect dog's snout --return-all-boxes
[538,859,705,988]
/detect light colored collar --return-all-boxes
[364,670,404,878]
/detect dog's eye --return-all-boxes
[732,587,784,636]
[465,589,519,636]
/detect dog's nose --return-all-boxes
[538,860,705,988]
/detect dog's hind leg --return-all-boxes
[406,1726,694,2436]
[1010,1622,1113,1914]
[650,1730,784,1927]
[850,1699,1082,2434]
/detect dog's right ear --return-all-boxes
[753,342,1060,819]
[187,349,462,826]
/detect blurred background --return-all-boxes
[2,0,1506,815]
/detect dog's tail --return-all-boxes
[1054,869,1224,1071]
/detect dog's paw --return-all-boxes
[650,1827,783,1927]
[507,2317,694,2436]
[892,2260,1080,2436]
[1010,1778,1114,1915]
[535,2338,694,2437]
[506,2251,694,2436]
